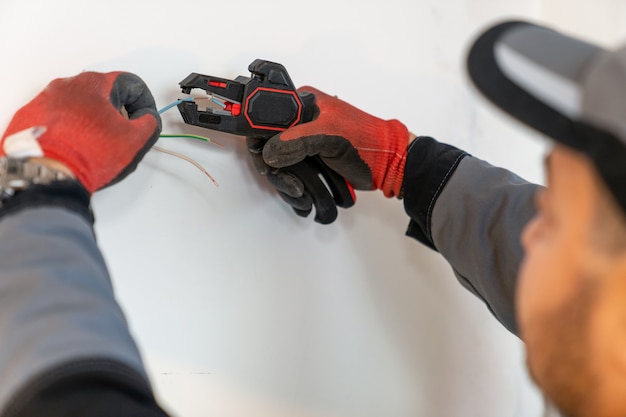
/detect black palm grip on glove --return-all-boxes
[284,161,339,224]
[248,135,354,224]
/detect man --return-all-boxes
[251,20,626,417]
[0,20,621,417]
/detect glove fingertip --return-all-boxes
[263,135,307,168]
[293,207,313,218]
[249,151,270,176]
[277,190,313,211]
[268,171,305,197]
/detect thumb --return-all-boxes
[263,129,311,168]
[109,71,161,140]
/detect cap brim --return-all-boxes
[467,20,604,148]
[467,20,626,215]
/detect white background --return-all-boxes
[1,1,626,416]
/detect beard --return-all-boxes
[523,278,599,417]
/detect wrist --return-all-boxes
[0,157,77,202]
[403,137,469,250]
[379,119,409,198]
[0,157,91,223]
[0,180,93,224]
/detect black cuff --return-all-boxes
[3,359,169,417]
[0,181,93,224]
[403,137,469,251]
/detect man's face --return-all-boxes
[517,146,626,417]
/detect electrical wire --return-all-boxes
[154,97,221,186]
[159,134,223,148]
[152,145,218,187]
[158,97,194,114]
[210,96,227,108]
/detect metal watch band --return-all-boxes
[0,157,75,205]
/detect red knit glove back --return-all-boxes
[1,72,161,194]
[262,86,409,197]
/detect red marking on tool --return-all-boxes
[224,102,241,116]
[209,80,227,88]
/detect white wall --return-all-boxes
[1,1,625,416]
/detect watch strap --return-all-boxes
[0,158,75,201]
[0,158,93,224]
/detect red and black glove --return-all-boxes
[1,71,161,194]
[248,86,409,222]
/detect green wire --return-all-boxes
[160,133,210,142]
[159,134,223,147]
[157,98,222,147]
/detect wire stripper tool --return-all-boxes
[176,59,355,224]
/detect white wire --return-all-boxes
[152,145,218,187]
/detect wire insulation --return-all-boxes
[159,134,223,148]
[158,97,194,114]
[152,145,218,187]
[154,97,221,187]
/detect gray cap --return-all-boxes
[467,20,626,213]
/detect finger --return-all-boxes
[247,136,273,176]
[285,162,338,224]
[109,72,161,129]
[246,136,266,153]
[292,207,313,218]
[277,190,313,213]
[264,131,354,170]
[267,171,305,198]
[263,132,310,168]
[249,150,271,176]
[311,157,356,208]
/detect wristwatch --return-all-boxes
[0,157,75,207]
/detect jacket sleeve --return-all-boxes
[0,182,169,417]
[403,137,540,335]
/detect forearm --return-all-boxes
[403,137,539,335]
[0,186,167,417]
